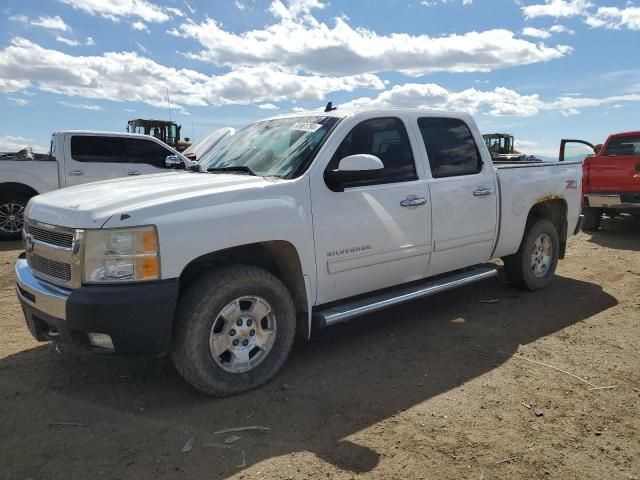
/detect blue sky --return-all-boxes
[1,0,639,157]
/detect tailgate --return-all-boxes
[587,155,640,193]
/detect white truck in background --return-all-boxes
[15,108,583,397]
[0,131,194,240]
[182,127,235,161]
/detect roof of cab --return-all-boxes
[260,107,475,123]
[52,131,164,139]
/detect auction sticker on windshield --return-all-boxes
[292,122,323,132]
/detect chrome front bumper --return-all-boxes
[15,255,70,320]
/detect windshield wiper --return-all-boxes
[206,165,257,176]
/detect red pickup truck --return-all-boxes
[561,131,640,230]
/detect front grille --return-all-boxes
[24,223,73,248]
[27,253,72,282]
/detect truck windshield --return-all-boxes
[198,116,339,178]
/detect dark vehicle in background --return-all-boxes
[127,119,192,152]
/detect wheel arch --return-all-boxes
[526,198,568,258]
[178,240,310,338]
[0,182,39,198]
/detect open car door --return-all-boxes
[559,139,595,162]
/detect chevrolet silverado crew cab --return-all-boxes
[560,131,640,230]
[0,131,193,240]
[16,109,583,396]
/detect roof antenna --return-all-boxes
[324,101,337,112]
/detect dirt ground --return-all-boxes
[1,216,639,480]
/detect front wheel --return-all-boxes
[0,193,29,241]
[171,265,296,397]
[502,218,559,291]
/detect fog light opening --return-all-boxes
[87,333,115,350]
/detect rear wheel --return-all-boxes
[171,265,296,397]
[0,193,29,241]
[502,218,559,291]
[582,207,602,231]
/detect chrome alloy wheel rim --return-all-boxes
[0,202,25,234]
[531,233,552,278]
[209,296,277,373]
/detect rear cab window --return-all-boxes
[417,117,482,178]
[70,136,124,163]
[604,135,640,156]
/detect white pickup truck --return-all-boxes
[15,108,583,396]
[0,131,192,240]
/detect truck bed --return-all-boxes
[492,160,583,259]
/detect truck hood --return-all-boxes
[25,171,275,228]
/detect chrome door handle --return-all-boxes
[473,187,494,197]
[127,170,141,176]
[400,197,427,207]
[68,170,84,176]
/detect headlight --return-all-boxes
[83,226,160,283]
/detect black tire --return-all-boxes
[171,265,296,397]
[0,192,30,241]
[502,218,559,291]
[582,207,602,231]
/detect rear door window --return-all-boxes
[70,136,124,163]
[418,117,482,178]
[123,138,173,168]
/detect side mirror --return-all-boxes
[325,154,384,192]
[165,155,184,169]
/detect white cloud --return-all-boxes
[337,82,640,118]
[523,0,592,19]
[421,0,473,6]
[514,139,540,150]
[258,103,279,110]
[548,24,574,34]
[0,135,45,152]
[0,38,383,110]
[58,100,103,110]
[522,24,574,38]
[235,1,246,10]
[171,0,571,77]
[7,96,30,106]
[85,36,96,46]
[585,6,640,30]
[522,27,552,38]
[56,36,80,46]
[165,7,184,17]
[523,1,639,30]
[559,108,580,116]
[340,83,544,117]
[9,15,28,23]
[59,0,171,23]
[132,21,150,32]
[0,78,30,93]
[31,15,71,31]
[269,0,326,19]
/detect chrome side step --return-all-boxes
[313,265,498,327]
